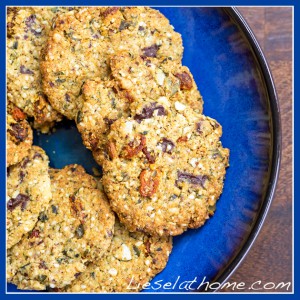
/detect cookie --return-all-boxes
[6,7,74,131]
[7,164,115,290]
[76,78,131,165]
[48,164,98,189]
[7,102,33,167]
[77,51,202,165]
[102,103,229,236]
[110,51,203,114]
[41,7,183,119]
[7,146,51,249]
[65,218,172,292]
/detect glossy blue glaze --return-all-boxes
[8,8,274,293]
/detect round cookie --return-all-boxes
[6,7,74,131]
[7,102,33,167]
[76,78,130,165]
[7,164,115,290]
[110,51,203,114]
[103,104,229,236]
[7,146,51,249]
[65,218,172,292]
[77,51,202,165]
[76,78,131,165]
[41,7,183,119]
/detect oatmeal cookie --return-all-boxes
[7,164,115,290]
[7,146,51,249]
[110,51,203,114]
[103,103,229,236]
[76,78,131,165]
[41,7,183,119]
[7,102,33,167]
[77,50,202,165]
[65,218,172,292]
[6,7,74,131]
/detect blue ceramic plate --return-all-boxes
[8,7,280,293]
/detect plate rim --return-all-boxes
[202,7,282,293]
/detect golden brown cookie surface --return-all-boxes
[103,105,229,236]
[6,7,72,131]
[76,78,131,165]
[41,7,183,119]
[65,219,172,292]
[7,164,115,290]
[7,146,52,249]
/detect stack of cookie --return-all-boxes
[6,7,229,292]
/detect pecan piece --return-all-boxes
[175,72,193,90]
[139,169,161,197]
[177,136,188,143]
[12,107,26,121]
[108,141,117,160]
[124,135,146,159]
[70,196,86,223]
[33,97,49,123]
